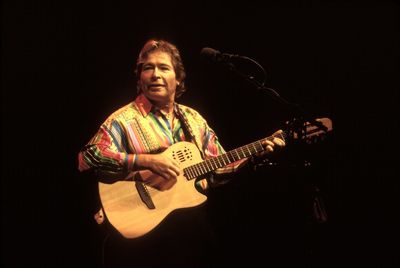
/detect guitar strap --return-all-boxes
[175,104,205,160]
[175,104,232,188]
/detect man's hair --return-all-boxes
[135,39,186,98]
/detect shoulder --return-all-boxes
[178,103,207,123]
[102,101,140,126]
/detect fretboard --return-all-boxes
[183,131,287,180]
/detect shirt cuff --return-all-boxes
[127,154,137,171]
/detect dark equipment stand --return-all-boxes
[215,55,331,266]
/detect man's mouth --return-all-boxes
[148,84,165,88]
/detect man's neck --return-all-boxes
[153,101,175,114]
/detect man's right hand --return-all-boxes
[135,154,181,190]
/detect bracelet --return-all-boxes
[132,154,138,168]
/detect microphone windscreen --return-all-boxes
[200,47,220,61]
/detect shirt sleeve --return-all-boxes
[78,120,137,181]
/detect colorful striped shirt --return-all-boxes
[78,94,247,189]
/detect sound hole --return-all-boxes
[172,147,193,163]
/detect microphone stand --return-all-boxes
[222,58,296,108]
[222,57,329,232]
[222,59,326,137]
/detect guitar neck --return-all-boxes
[184,131,287,180]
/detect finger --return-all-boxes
[169,162,181,176]
[272,137,285,147]
[263,140,274,147]
[160,167,179,181]
[265,145,274,153]
[167,157,180,170]
[272,130,285,141]
[169,168,180,178]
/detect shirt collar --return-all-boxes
[134,94,177,117]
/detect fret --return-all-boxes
[242,147,246,155]
[183,168,189,179]
[220,155,227,165]
[236,150,242,159]
[204,160,213,173]
[237,147,245,160]
[251,142,259,153]
[236,148,242,159]
[198,163,206,175]
[258,141,264,151]
[208,161,214,172]
[189,167,196,178]
[184,167,193,179]
[209,158,217,169]
[231,148,240,160]
[223,154,230,165]
[245,145,252,156]
[202,162,210,173]
[189,165,196,177]
[220,156,226,166]
[250,143,255,152]
[215,156,224,167]
[189,168,196,179]
[239,147,246,158]
[196,163,204,175]
[231,151,239,161]
[258,141,263,150]
[193,164,201,177]
[242,147,249,157]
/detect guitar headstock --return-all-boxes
[286,117,333,144]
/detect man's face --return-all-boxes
[139,51,179,105]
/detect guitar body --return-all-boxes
[98,141,207,239]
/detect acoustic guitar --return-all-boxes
[98,118,332,238]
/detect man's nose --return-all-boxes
[151,68,161,79]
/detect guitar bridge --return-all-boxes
[135,181,155,209]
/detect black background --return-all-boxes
[2,0,399,267]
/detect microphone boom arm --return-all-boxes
[222,57,297,109]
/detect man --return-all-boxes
[78,39,285,267]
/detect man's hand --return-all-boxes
[260,129,286,156]
[135,153,181,190]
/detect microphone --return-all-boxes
[200,47,243,62]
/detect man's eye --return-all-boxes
[160,65,171,71]
[143,65,153,70]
